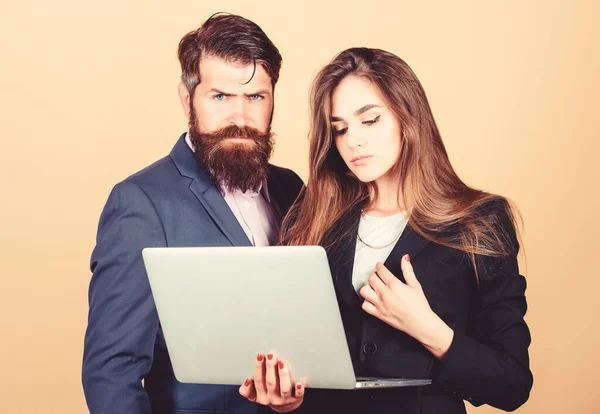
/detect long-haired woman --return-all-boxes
[241,47,532,414]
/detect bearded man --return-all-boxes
[82,13,303,414]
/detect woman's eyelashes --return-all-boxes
[362,115,381,125]
[333,115,381,136]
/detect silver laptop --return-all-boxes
[142,246,432,390]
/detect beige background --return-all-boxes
[1,0,598,413]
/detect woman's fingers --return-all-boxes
[239,377,256,401]
[368,271,387,295]
[294,383,305,399]
[361,298,380,317]
[254,353,267,398]
[359,283,379,304]
[277,360,293,399]
[242,353,305,411]
[400,254,421,289]
[264,353,280,396]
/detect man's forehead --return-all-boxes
[199,56,271,89]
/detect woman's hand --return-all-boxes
[359,254,454,359]
[239,352,305,413]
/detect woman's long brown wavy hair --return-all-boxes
[280,48,521,270]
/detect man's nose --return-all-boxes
[230,99,249,127]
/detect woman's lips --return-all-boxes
[351,155,373,166]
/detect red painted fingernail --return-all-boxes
[278,361,284,369]
[244,378,251,387]
[267,353,274,360]
[405,254,410,262]
[257,353,263,362]
[296,384,303,390]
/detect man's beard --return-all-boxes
[188,107,274,193]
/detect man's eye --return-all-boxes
[214,94,226,101]
[249,95,263,101]
[362,115,381,125]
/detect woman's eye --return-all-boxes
[363,115,381,125]
[334,128,348,136]
[214,94,226,101]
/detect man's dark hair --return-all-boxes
[177,13,282,97]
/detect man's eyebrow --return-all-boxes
[244,89,271,96]
[208,88,232,96]
[330,104,382,122]
[207,88,271,97]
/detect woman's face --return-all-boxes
[331,76,401,185]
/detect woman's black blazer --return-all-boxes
[295,200,533,414]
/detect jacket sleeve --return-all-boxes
[434,202,533,411]
[82,181,166,414]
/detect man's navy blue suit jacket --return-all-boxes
[83,134,304,414]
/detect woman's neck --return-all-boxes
[365,176,407,217]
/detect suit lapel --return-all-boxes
[188,181,252,247]
[170,133,252,247]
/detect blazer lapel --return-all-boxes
[328,208,432,308]
[169,133,252,247]
[383,223,431,280]
[326,204,363,310]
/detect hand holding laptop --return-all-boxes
[239,352,305,413]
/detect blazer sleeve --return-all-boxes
[434,202,533,411]
[82,181,166,414]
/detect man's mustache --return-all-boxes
[197,124,270,141]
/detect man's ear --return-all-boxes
[177,82,191,120]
